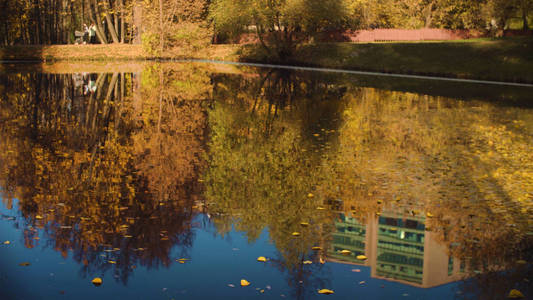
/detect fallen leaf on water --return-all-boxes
[318,289,334,295]
[427,212,434,218]
[316,207,326,210]
[508,289,524,298]
[241,279,250,287]
[357,255,367,260]
[312,247,322,251]
[516,260,527,265]
[108,260,116,264]
[340,250,351,255]
[228,284,235,288]
[257,256,267,262]
[260,290,265,293]
[303,260,312,264]
[300,222,310,227]
[3,241,10,245]
[359,281,365,285]
[91,277,103,286]
[352,269,361,272]
[319,257,325,264]
[307,193,314,198]
[292,232,301,237]
[19,262,30,266]
[35,215,43,220]
[177,258,189,264]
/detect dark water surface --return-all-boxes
[0,63,532,299]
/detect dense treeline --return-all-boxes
[0,0,531,51]
[346,0,532,30]
[1,0,135,45]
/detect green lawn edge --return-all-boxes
[1,37,532,83]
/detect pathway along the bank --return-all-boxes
[185,59,533,88]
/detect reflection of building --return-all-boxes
[328,211,466,288]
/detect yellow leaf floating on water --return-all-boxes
[108,260,116,264]
[508,289,524,298]
[257,256,267,262]
[300,222,310,227]
[357,255,368,260]
[3,241,10,245]
[35,215,43,220]
[316,207,326,210]
[303,260,312,264]
[240,279,250,287]
[427,212,434,218]
[340,250,351,255]
[307,193,314,198]
[319,257,325,264]
[318,289,334,295]
[312,247,322,251]
[177,258,189,264]
[91,277,103,286]
[19,262,30,266]
[292,232,301,236]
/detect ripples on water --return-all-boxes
[0,63,531,299]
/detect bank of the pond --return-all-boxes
[1,37,532,83]
[240,37,533,84]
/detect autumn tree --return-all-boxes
[210,0,348,59]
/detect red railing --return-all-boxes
[229,29,530,44]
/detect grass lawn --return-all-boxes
[241,37,533,83]
[1,37,532,83]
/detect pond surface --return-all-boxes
[0,63,532,299]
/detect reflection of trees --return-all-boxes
[319,87,532,294]
[205,71,533,297]
[0,66,211,284]
[455,261,533,300]
[205,70,346,299]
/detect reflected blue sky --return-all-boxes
[0,199,457,299]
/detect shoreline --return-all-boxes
[1,38,532,84]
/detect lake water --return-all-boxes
[0,62,531,299]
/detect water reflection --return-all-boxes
[329,212,465,288]
[0,64,532,299]
[0,67,209,284]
